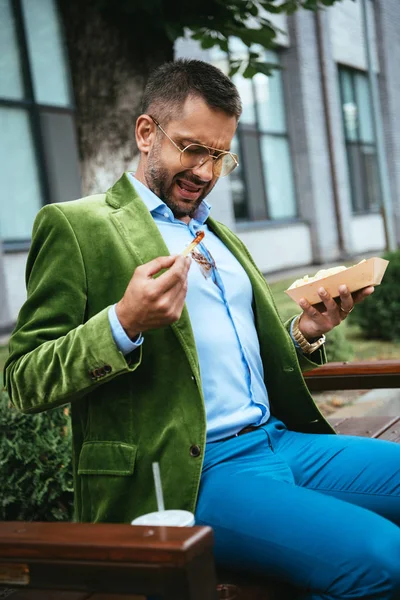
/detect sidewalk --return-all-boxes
[321,388,400,419]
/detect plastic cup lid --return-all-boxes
[131,509,195,527]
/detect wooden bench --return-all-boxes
[1,360,400,600]
[305,359,400,391]
[0,521,218,600]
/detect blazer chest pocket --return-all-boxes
[78,441,137,476]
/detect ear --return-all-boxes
[135,114,156,154]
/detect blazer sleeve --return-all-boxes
[4,204,141,414]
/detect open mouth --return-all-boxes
[176,179,203,200]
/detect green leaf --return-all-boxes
[190,30,207,41]
[217,37,229,53]
[255,61,281,76]
[247,3,259,16]
[259,1,288,14]
[0,390,74,522]
[227,26,277,49]
[229,62,242,78]
[200,35,218,49]
[242,62,257,78]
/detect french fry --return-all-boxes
[181,230,205,257]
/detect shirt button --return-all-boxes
[191,375,195,382]
[190,445,201,458]
[163,212,169,219]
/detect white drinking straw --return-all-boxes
[152,462,165,512]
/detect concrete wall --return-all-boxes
[206,177,236,231]
[3,253,28,323]
[350,214,386,254]
[375,0,400,242]
[329,0,379,71]
[238,223,312,273]
[283,9,342,264]
[0,249,12,331]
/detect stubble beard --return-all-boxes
[145,144,214,219]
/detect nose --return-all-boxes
[191,157,214,182]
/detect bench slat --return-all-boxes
[305,360,400,391]
[329,416,400,438]
[375,422,400,443]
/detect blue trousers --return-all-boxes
[195,417,400,599]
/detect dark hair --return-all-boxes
[141,59,242,122]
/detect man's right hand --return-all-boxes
[115,255,191,340]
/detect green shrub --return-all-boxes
[325,324,354,362]
[0,389,73,521]
[351,250,400,341]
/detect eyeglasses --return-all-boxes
[149,115,239,178]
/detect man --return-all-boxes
[5,59,400,599]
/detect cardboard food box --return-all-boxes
[284,256,389,306]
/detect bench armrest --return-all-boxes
[305,360,400,391]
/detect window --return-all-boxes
[338,67,381,213]
[0,0,80,247]
[211,42,297,223]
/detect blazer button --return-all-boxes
[104,365,112,374]
[190,445,201,458]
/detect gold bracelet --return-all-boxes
[292,315,326,354]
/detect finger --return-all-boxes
[351,286,375,304]
[141,255,177,278]
[317,287,341,324]
[159,277,189,324]
[169,280,189,314]
[153,255,191,295]
[298,297,327,326]
[337,284,354,317]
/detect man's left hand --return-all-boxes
[298,285,375,341]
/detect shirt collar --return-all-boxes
[127,172,211,225]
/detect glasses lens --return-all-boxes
[181,144,238,178]
[215,154,237,178]
[181,144,210,169]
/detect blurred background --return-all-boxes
[2,0,400,334]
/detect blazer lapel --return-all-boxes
[106,173,170,265]
[106,174,201,380]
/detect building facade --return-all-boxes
[1,0,400,331]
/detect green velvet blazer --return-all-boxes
[5,173,334,524]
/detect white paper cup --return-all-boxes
[131,509,195,527]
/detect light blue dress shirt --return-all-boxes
[109,174,274,442]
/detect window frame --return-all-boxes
[338,65,381,215]
[0,0,76,251]
[232,51,299,225]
